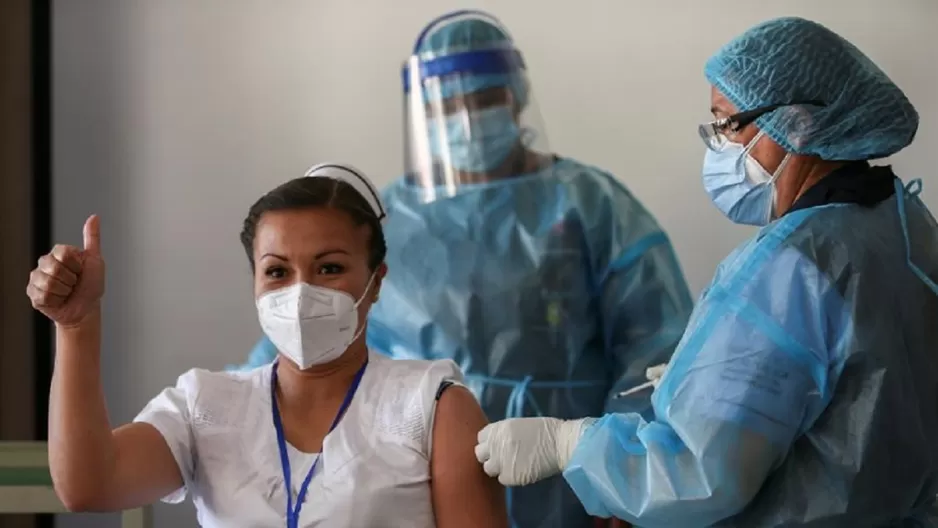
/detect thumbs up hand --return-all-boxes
[27,215,106,327]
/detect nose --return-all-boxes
[293,266,326,288]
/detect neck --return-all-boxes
[275,340,368,411]
[455,148,546,183]
[795,160,845,201]
[778,158,846,216]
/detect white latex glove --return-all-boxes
[646,363,668,381]
[474,417,596,486]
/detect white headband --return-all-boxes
[303,163,387,223]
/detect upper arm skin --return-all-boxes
[94,422,184,511]
[430,386,509,528]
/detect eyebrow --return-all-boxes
[259,252,287,261]
[710,105,729,116]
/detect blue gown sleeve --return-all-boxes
[564,245,851,527]
[225,335,278,371]
[599,234,694,416]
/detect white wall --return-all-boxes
[52,1,937,526]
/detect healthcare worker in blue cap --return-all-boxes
[474,16,938,527]
[233,9,693,528]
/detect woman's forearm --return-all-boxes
[48,308,118,510]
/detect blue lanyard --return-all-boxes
[270,358,368,528]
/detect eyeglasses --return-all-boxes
[698,100,825,150]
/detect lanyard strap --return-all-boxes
[271,358,368,528]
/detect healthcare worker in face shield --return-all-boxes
[233,9,694,528]
[475,16,938,527]
[379,11,693,528]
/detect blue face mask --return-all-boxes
[427,106,520,173]
[702,131,791,226]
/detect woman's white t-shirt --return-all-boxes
[134,351,462,527]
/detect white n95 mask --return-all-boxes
[256,275,375,369]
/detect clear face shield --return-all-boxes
[401,12,552,204]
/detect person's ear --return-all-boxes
[508,87,524,119]
[373,262,388,302]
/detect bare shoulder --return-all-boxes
[434,385,487,436]
[431,385,508,528]
[431,385,490,463]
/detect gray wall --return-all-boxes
[1,0,35,441]
[52,1,938,526]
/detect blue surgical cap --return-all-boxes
[705,17,918,160]
[414,13,529,107]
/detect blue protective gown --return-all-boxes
[564,177,938,527]
[368,157,693,527]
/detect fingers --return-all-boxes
[82,214,101,255]
[476,426,503,480]
[38,253,78,287]
[474,440,490,463]
[497,472,516,487]
[646,364,667,379]
[26,280,66,308]
[50,245,82,275]
[482,456,501,479]
[28,244,82,309]
[29,268,73,297]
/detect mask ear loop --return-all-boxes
[346,272,380,350]
[764,153,792,223]
[742,130,765,153]
[743,130,792,184]
[744,131,792,223]
[353,272,378,308]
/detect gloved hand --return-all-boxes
[474,417,596,486]
[615,362,668,399]
[645,363,667,382]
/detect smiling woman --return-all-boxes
[30,163,508,527]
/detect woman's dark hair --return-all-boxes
[239,177,387,273]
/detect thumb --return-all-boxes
[82,214,101,255]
